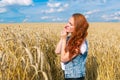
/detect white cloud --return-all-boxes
[41,16,64,22]
[57,7,64,12]
[41,16,53,20]
[0,0,33,7]
[41,8,55,13]
[64,3,69,8]
[47,2,61,8]
[23,18,28,23]
[42,2,69,14]
[85,15,89,19]
[85,10,100,15]
[47,8,55,13]
[84,10,100,20]
[52,17,63,21]
[114,11,120,15]
[57,3,69,12]
[0,0,33,13]
[0,8,7,13]
[102,11,120,21]
[22,16,30,22]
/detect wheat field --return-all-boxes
[0,23,120,80]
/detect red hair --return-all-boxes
[65,13,89,59]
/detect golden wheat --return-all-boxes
[0,23,120,80]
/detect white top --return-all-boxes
[61,40,88,70]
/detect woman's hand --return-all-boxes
[61,27,68,39]
[55,26,68,55]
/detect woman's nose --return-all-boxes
[64,25,69,29]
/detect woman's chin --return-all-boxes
[66,31,72,33]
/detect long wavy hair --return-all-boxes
[65,13,89,59]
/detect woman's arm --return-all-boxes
[55,39,62,54]
[55,37,70,62]
[60,39,70,63]
[60,39,77,63]
[61,40,78,63]
[55,28,74,63]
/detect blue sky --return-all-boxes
[0,0,120,23]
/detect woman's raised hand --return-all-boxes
[60,26,68,39]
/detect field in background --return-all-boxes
[0,23,120,80]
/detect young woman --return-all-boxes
[55,13,89,80]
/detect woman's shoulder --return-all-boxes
[81,39,88,54]
[85,39,88,44]
[83,39,88,46]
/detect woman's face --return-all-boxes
[64,17,75,33]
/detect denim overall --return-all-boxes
[64,39,88,78]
